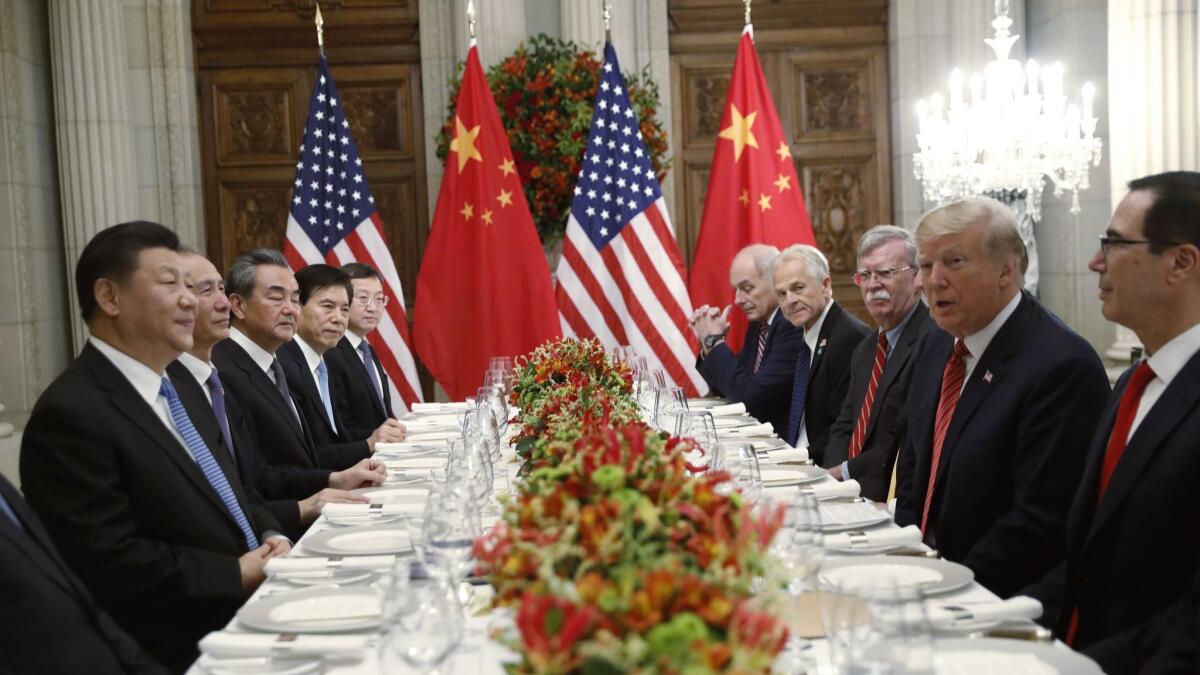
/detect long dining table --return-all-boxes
[187,400,1087,675]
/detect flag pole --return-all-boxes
[743,0,751,25]
[603,0,612,44]
[467,0,477,41]
[314,3,325,57]
[742,0,754,38]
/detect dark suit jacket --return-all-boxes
[824,302,933,501]
[1141,563,1200,674]
[166,361,305,540]
[696,310,803,433]
[277,340,370,469]
[0,474,167,675]
[798,302,872,464]
[20,343,279,672]
[327,335,393,440]
[211,338,331,501]
[1021,348,1200,673]
[894,291,1109,598]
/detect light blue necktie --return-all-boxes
[786,337,813,446]
[159,378,259,551]
[316,359,337,431]
[358,340,385,408]
[0,492,21,529]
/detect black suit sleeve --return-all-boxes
[21,402,245,609]
[1138,565,1200,674]
[697,326,804,427]
[959,353,1110,595]
[894,391,921,526]
[822,338,868,469]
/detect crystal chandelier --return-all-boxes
[913,0,1103,220]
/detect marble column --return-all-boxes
[559,0,676,223]
[1104,0,1199,378]
[48,0,140,350]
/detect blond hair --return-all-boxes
[915,196,1027,276]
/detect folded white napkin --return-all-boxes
[268,595,382,623]
[708,402,747,416]
[321,503,414,519]
[762,446,810,463]
[927,596,1043,628]
[718,422,775,437]
[402,415,461,430]
[404,430,462,442]
[265,555,398,576]
[380,456,446,470]
[824,524,923,550]
[410,402,470,413]
[199,632,370,660]
[802,479,861,500]
[375,440,450,454]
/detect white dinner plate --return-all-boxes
[687,398,731,408]
[303,525,413,556]
[283,569,376,587]
[759,465,827,486]
[864,637,1101,674]
[324,513,407,527]
[351,486,429,507]
[818,556,975,596]
[196,655,325,675]
[817,501,893,532]
[237,587,382,634]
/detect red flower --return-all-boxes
[515,592,596,667]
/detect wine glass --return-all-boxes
[777,495,825,672]
[424,487,483,584]
[734,443,763,501]
[678,411,718,468]
[382,577,465,674]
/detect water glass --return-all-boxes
[859,581,933,674]
[654,385,689,434]
[424,487,483,582]
[379,557,412,629]
[383,577,465,674]
[734,443,763,500]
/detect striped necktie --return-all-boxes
[358,340,386,406]
[753,322,770,373]
[920,338,969,534]
[159,378,259,551]
[786,338,813,446]
[848,331,889,459]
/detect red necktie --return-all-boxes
[1065,360,1156,646]
[848,332,889,459]
[920,338,969,534]
[753,322,769,373]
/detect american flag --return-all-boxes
[556,44,707,396]
[283,57,424,410]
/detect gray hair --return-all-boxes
[771,243,830,284]
[733,243,781,280]
[226,248,289,298]
[915,196,1028,277]
[857,225,917,267]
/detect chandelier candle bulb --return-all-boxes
[1082,82,1095,121]
[970,73,983,106]
[1026,60,1039,97]
[950,68,964,109]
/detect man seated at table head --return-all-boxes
[169,250,369,540]
[893,196,1110,599]
[822,225,932,501]
[1020,171,1200,673]
[326,262,402,438]
[212,248,386,502]
[771,243,871,464]
[277,264,405,468]
[20,221,289,672]
[691,244,804,435]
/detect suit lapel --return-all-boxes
[933,296,1028,490]
[81,347,239,531]
[808,303,841,383]
[230,344,307,447]
[339,338,385,418]
[864,306,927,441]
[284,350,337,440]
[371,346,393,414]
[1086,352,1200,547]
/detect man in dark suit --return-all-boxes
[20,222,290,672]
[772,244,871,463]
[212,249,386,503]
[824,226,932,501]
[1142,564,1200,673]
[1019,172,1200,673]
[894,197,1110,599]
[170,250,369,539]
[692,244,804,433]
[277,264,405,469]
[327,262,403,438]
[0,473,168,674]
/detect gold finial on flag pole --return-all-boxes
[743,0,752,26]
[603,0,612,43]
[467,0,477,40]
[314,3,325,55]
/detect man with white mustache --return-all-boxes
[823,226,932,501]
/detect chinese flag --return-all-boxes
[688,27,817,351]
[413,43,560,400]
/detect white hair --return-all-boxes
[771,243,830,284]
[732,243,781,281]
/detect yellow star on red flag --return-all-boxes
[449,116,482,173]
[718,104,759,161]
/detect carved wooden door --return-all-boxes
[668,0,891,323]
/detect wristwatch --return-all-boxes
[702,334,726,355]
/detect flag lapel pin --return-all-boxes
[983,370,994,383]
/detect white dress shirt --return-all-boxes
[1127,321,1200,441]
[960,291,1022,392]
[293,335,337,428]
[795,300,834,450]
[229,327,277,379]
[343,330,368,365]
[178,352,215,405]
[89,337,194,462]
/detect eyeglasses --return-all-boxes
[353,294,389,308]
[852,266,914,287]
[1098,234,1182,258]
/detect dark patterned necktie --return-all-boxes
[786,338,812,446]
[753,322,769,373]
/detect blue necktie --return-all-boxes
[0,492,22,529]
[786,338,813,446]
[358,341,385,408]
[159,378,259,551]
[316,359,337,431]
[206,370,236,459]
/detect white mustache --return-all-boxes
[866,289,892,303]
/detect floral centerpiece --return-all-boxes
[478,337,790,673]
[436,35,671,244]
